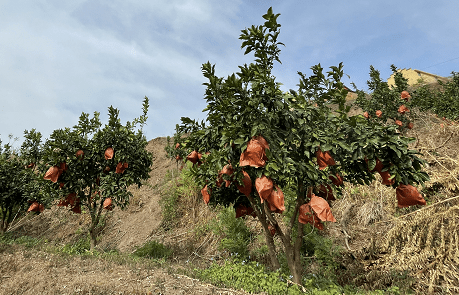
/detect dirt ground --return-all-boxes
[0,244,254,295]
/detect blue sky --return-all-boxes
[1,0,458,145]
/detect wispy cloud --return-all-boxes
[1,1,458,145]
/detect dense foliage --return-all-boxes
[0,130,52,233]
[411,72,459,121]
[168,8,429,284]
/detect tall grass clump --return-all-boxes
[159,165,201,228]
[210,206,252,258]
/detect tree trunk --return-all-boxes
[264,227,281,270]
[88,201,103,250]
[89,226,97,250]
[279,191,305,285]
[246,194,281,270]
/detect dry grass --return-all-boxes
[329,110,459,293]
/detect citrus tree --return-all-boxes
[411,72,459,121]
[42,97,153,249]
[168,8,430,284]
[354,65,416,132]
[0,130,52,233]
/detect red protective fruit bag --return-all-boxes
[103,198,114,211]
[27,202,44,213]
[71,205,81,214]
[59,162,68,172]
[398,105,409,115]
[255,175,273,203]
[329,173,343,186]
[201,185,211,204]
[396,184,426,208]
[44,166,60,183]
[407,122,414,130]
[309,194,336,222]
[236,170,252,197]
[395,120,403,127]
[268,224,276,236]
[376,110,382,118]
[379,170,395,186]
[76,149,84,159]
[186,151,202,164]
[217,164,234,188]
[175,155,182,160]
[235,204,256,218]
[317,184,335,201]
[316,149,336,170]
[104,166,110,174]
[175,143,180,149]
[298,203,324,230]
[363,111,370,119]
[401,91,411,100]
[65,193,78,206]
[239,136,269,168]
[105,147,114,160]
[266,185,285,213]
[116,162,128,174]
[27,163,35,169]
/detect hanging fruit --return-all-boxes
[105,147,114,160]
[316,148,336,170]
[255,175,274,203]
[236,170,252,198]
[400,91,411,100]
[396,184,426,207]
[201,185,211,204]
[239,136,270,168]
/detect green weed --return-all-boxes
[133,240,172,260]
[210,206,252,258]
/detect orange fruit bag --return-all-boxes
[316,149,336,170]
[379,170,395,186]
[27,202,44,213]
[201,185,211,204]
[298,203,324,230]
[266,185,285,213]
[103,198,114,211]
[216,164,234,188]
[317,184,335,201]
[235,204,256,218]
[186,151,202,164]
[401,91,411,100]
[105,147,114,160]
[44,166,60,183]
[396,184,426,207]
[239,136,269,168]
[236,170,252,197]
[309,194,336,222]
[329,173,343,186]
[116,162,128,174]
[255,175,273,203]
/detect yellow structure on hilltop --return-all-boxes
[387,68,449,87]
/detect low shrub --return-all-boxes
[60,235,91,255]
[197,258,346,295]
[210,206,252,258]
[133,240,172,259]
[159,166,200,229]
